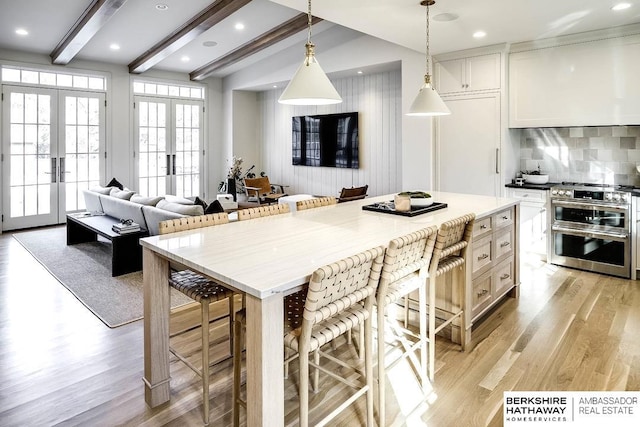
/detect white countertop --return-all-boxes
[140,191,518,299]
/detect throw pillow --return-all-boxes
[109,188,135,200]
[165,195,195,205]
[130,194,164,206]
[194,196,208,212]
[204,199,224,214]
[89,185,112,195]
[107,177,124,190]
[157,199,204,216]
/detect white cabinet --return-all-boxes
[506,187,548,261]
[434,53,501,94]
[509,34,640,128]
[435,92,501,197]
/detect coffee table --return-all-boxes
[66,213,149,277]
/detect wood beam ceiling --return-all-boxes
[128,0,252,74]
[50,0,129,65]
[190,14,322,81]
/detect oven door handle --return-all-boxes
[551,225,629,241]
[551,199,629,211]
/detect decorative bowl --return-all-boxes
[398,191,433,207]
[523,174,549,184]
[411,197,433,207]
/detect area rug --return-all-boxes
[13,226,191,328]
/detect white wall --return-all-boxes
[221,28,434,194]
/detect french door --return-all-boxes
[134,96,203,198]
[1,85,105,230]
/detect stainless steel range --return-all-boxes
[549,182,632,278]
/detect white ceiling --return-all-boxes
[0,0,638,78]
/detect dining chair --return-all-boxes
[376,225,438,425]
[426,213,475,381]
[295,196,337,211]
[236,203,290,220]
[158,212,238,425]
[337,185,368,203]
[233,246,385,427]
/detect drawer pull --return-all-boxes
[500,241,510,248]
[480,224,488,229]
[502,215,508,220]
[500,273,510,280]
[477,289,489,297]
[477,253,489,261]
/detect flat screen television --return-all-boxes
[292,112,359,169]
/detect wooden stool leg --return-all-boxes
[364,316,374,427]
[376,303,387,426]
[202,301,210,425]
[232,312,244,427]
[419,280,428,389]
[428,277,436,382]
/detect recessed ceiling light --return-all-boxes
[611,3,631,11]
[235,23,245,30]
[202,40,218,47]
[433,13,459,22]
[273,85,278,88]
[15,28,29,36]
[181,56,190,62]
[109,43,120,50]
[473,31,487,38]
[357,71,364,75]
[155,4,168,11]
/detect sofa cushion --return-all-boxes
[130,194,164,206]
[164,195,195,205]
[157,199,204,216]
[107,177,124,190]
[89,185,113,195]
[141,206,186,236]
[110,188,135,200]
[100,196,147,228]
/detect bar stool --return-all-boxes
[427,213,475,381]
[376,226,438,425]
[236,203,290,220]
[233,246,385,427]
[158,212,237,425]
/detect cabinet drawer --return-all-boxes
[510,189,546,203]
[493,258,514,298]
[472,272,492,318]
[472,235,492,276]
[495,228,513,260]
[473,217,492,237]
[493,208,513,229]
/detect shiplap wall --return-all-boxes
[258,68,402,198]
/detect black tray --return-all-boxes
[362,201,448,217]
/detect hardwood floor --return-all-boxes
[1,231,638,426]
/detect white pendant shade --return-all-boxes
[278,46,342,105]
[407,79,451,116]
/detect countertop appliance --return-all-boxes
[549,182,632,278]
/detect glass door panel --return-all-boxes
[2,86,57,229]
[174,101,202,198]
[135,97,168,197]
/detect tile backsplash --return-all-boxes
[518,126,640,186]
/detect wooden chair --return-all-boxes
[236,203,290,220]
[426,213,475,381]
[295,196,337,211]
[338,185,368,203]
[158,212,237,425]
[233,246,385,427]
[243,176,288,205]
[376,226,438,425]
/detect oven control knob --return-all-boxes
[621,194,628,202]
[606,193,613,200]
[557,190,564,196]
[551,189,558,196]
[613,193,621,201]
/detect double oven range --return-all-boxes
[549,182,632,279]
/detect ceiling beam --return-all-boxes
[128,0,252,74]
[50,0,129,65]
[190,14,322,81]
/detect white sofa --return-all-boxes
[82,188,205,235]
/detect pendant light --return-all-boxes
[278,0,342,105]
[407,0,451,116]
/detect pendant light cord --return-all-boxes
[307,0,312,45]
[425,2,431,78]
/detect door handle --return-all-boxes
[166,155,171,176]
[46,157,57,183]
[495,148,500,174]
[172,154,176,175]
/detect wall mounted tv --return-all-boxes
[292,112,359,169]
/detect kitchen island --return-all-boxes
[139,191,519,426]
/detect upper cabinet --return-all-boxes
[509,33,640,128]
[434,53,501,94]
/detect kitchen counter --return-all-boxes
[505,182,559,190]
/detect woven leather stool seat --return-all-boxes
[169,269,233,302]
